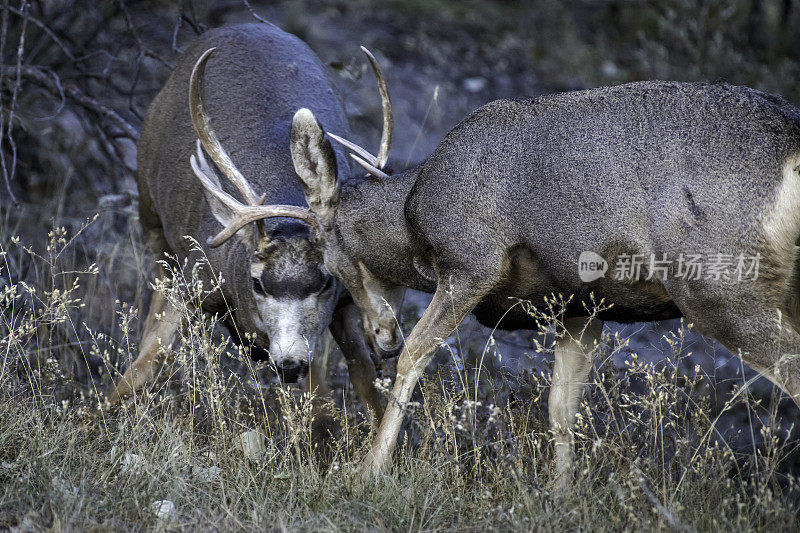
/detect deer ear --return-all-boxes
[290,108,339,222]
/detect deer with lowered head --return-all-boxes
[106,23,391,422]
[248,70,800,486]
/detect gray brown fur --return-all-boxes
[138,22,350,344]
[288,80,800,476]
[111,23,383,420]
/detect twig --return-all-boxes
[633,464,697,533]
[33,68,67,120]
[1,64,139,141]
[114,0,145,121]
[7,1,28,193]
[113,0,173,110]
[144,49,173,70]
[7,4,75,61]
[242,0,268,24]
[171,4,183,54]
[0,0,27,205]
[181,13,203,36]
[93,116,135,174]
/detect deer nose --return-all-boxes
[276,359,308,383]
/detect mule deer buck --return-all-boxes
[106,23,388,422]
[261,74,800,485]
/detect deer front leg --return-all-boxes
[304,329,333,400]
[302,330,338,445]
[363,277,490,478]
[549,317,603,491]
[105,287,183,407]
[330,303,385,423]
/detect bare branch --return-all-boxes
[171,2,185,54]
[1,64,139,141]
[181,13,204,36]
[8,1,29,175]
[7,4,75,61]
[33,67,66,121]
[242,0,268,24]
[0,0,28,205]
[114,0,172,120]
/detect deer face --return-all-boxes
[321,231,405,358]
[288,108,404,358]
[191,140,338,381]
[244,47,402,358]
[243,227,339,381]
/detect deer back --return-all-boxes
[404,81,800,324]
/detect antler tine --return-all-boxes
[327,132,378,167]
[350,153,389,180]
[206,205,318,248]
[193,139,218,185]
[190,151,318,248]
[189,48,262,207]
[323,47,393,180]
[360,46,393,169]
[190,148,238,204]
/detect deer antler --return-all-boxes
[190,141,318,247]
[327,46,393,179]
[189,48,264,207]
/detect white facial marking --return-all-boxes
[250,261,265,278]
[249,292,333,366]
[264,298,305,360]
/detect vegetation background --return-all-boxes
[2,0,800,530]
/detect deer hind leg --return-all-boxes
[363,270,497,478]
[670,274,800,405]
[695,306,800,404]
[105,285,183,407]
[549,317,603,491]
[330,303,385,424]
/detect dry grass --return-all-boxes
[2,213,800,532]
[2,2,800,528]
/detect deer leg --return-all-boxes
[304,330,333,399]
[549,316,603,491]
[687,307,800,404]
[303,330,337,445]
[330,303,385,423]
[363,275,492,478]
[105,286,183,407]
[667,274,800,404]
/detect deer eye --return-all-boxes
[252,277,267,296]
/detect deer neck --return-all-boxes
[336,166,434,291]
